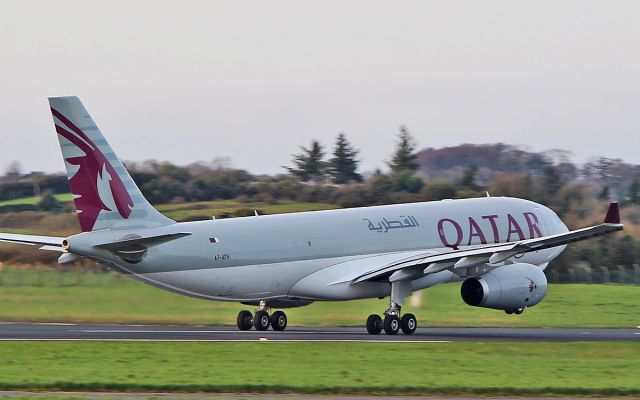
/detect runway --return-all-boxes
[0,322,638,342]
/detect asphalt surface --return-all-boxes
[0,322,638,342]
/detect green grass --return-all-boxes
[0,193,72,206]
[0,199,339,236]
[0,268,638,327]
[0,398,239,400]
[0,391,230,400]
[0,342,637,395]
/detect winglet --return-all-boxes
[604,202,620,224]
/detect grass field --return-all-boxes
[0,341,637,396]
[156,199,340,221]
[0,195,339,217]
[0,268,638,327]
[0,193,73,207]
[0,198,339,237]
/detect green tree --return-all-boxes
[329,133,362,184]
[598,186,610,201]
[542,166,561,195]
[388,126,419,174]
[4,161,22,181]
[286,140,327,182]
[629,177,640,204]
[459,165,479,189]
[38,193,61,212]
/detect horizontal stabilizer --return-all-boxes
[0,233,64,247]
[95,232,192,251]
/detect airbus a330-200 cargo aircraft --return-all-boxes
[0,97,624,335]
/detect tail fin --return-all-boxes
[48,96,174,232]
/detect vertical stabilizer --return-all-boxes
[48,96,174,232]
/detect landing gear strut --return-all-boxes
[366,281,418,335]
[236,300,288,331]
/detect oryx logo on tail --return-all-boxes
[51,107,133,232]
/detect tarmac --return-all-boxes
[1,322,638,342]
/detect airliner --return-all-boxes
[0,97,623,335]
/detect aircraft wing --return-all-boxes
[0,233,66,251]
[351,202,623,284]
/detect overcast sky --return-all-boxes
[1,1,639,175]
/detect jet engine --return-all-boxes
[460,263,547,312]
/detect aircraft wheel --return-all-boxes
[513,307,524,315]
[254,310,271,331]
[505,309,513,315]
[400,313,417,335]
[366,314,383,335]
[383,314,400,335]
[271,310,288,331]
[236,310,253,331]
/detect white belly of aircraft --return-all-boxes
[119,248,556,303]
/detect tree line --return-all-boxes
[286,126,419,183]
[1,126,640,213]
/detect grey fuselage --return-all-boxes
[67,197,568,304]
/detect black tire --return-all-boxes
[383,314,400,335]
[366,314,383,335]
[400,313,417,335]
[514,307,524,315]
[505,309,514,315]
[236,310,253,331]
[254,310,270,331]
[271,310,287,331]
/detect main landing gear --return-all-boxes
[236,301,288,331]
[505,307,525,315]
[366,305,417,335]
[366,281,417,335]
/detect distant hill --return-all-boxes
[419,144,569,181]
[417,143,558,183]
[416,143,640,201]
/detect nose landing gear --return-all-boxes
[236,300,289,331]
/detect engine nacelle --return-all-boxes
[460,263,547,311]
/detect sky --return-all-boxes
[1,0,639,175]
